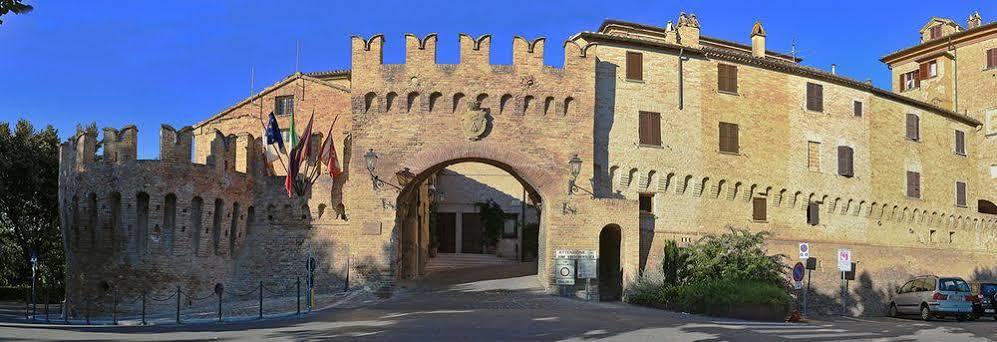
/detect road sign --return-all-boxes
[555,259,575,285]
[794,281,803,290]
[555,250,597,259]
[798,243,810,259]
[577,258,597,279]
[793,262,805,282]
[837,248,852,271]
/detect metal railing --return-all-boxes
[25,276,348,325]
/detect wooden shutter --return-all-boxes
[956,182,966,207]
[854,101,862,117]
[955,130,965,154]
[719,122,738,153]
[906,114,919,141]
[718,64,737,93]
[639,111,660,145]
[807,202,820,225]
[907,171,921,198]
[752,197,767,221]
[899,74,906,91]
[626,51,643,80]
[919,62,929,80]
[988,49,996,69]
[837,146,854,177]
[807,83,823,112]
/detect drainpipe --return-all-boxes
[949,36,958,113]
[678,48,686,110]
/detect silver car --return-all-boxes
[890,275,974,321]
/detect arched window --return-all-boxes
[385,92,397,112]
[499,94,512,114]
[363,92,377,113]
[407,92,419,113]
[452,93,465,113]
[428,92,442,113]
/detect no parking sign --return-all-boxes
[798,243,810,259]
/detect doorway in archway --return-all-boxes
[394,160,542,280]
[599,224,622,301]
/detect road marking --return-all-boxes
[782,332,882,339]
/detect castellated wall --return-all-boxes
[57,124,352,315]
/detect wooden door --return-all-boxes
[461,213,483,253]
[436,212,456,253]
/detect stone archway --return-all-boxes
[391,157,546,280]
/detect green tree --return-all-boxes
[475,199,506,247]
[0,0,33,25]
[0,119,63,288]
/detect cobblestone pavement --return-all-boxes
[2,263,996,341]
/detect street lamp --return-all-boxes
[568,154,582,195]
[363,149,402,190]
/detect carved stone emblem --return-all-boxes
[461,102,489,141]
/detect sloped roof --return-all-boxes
[194,72,350,129]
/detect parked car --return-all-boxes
[889,275,974,321]
[971,282,997,320]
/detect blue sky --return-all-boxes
[1,0,993,158]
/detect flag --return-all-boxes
[319,126,342,178]
[263,112,285,163]
[288,109,298,148]
[285,110,313,197]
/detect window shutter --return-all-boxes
[730,124,739,153]
[627,52,643,80]
[752,197,767,221]
[717,65,726,91]
[956,182,966,206]
[651,112,661,145]
[638,112,648,144]
[854,101,862,117]
[899,74,905,91]
[807,83,823,112]
[807,202,820,225]
[907,171,921,198]
[837,146,854,177]
[989,49,996,69]
[919,63,929,80]
[719,123,728,152]
[955,130,965,154]
[719,122,738,153]
[906,114,919,141]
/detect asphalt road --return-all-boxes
[2,263,995,341]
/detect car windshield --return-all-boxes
[939,278,970,292]
[982,284,997,296]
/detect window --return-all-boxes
[806,202,820,225]
[929,229,936,242]
[900,70,920,91]
[919,60,937,79]
[991,164,997,179]
[718,122,739,154]
[275,95,294,116]
[626,51,643,81]
[955,181,967,207]
[752,197,767,222]
[718,64,738,94]
[906,171,921,199]
[988,48,997,69]
[639,193,653,213]
[807,141,821,172]
[949,231,955,243]
[929,25,942,40]
[837,146,854,177]
[853,101,863,117]
[954,130,966,155]
[905,114,920,141]
[502,216,518,238]
[806,83,823,112]
[638,111,662,146]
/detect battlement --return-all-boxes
[60,124,259,177]
[351,33,595,74]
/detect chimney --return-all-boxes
[831,64,837,74]
[968,11,982,29]
[677,12,701,47]
[750,21,766,58]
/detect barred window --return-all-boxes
[275,95,294,116]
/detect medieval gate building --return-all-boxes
[58,12,997,317]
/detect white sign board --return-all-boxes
[577,258,598,279]
[554,259,576,285]
[799,243,810,259]
[837,248,852,272]
[555,250,597,259]
[794,280,803,290]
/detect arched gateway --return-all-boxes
[344,34,638,298]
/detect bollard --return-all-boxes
[217,288,222,322]
[176,286,181,324]
[141,292,147,325]
[25,292,29,320]
[112,289,117,325]
[296,277,301,315]
[258,281,263,320]
[62,300,68,324]
[85,296,90,325]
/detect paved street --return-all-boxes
[2,262,996,341]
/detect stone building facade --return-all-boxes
[58,12,996,316]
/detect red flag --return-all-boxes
[285,111,314,197]
[319,127,342,178]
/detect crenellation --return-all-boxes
[458,34,491,66]
[102,125,138,164]
[73,130,97,171]
[206,130,237,173]
[404,33,438,65]
[159,124,194,163]
[351,34,385,68]
[512,36,546,70]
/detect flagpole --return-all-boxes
[257,114,291,177]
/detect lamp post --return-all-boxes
[568,154,582,195]
[364,149,380,190]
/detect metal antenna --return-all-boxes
[790,37,804,61]
[295,40,301,73]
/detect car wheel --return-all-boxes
[920,306,932,321]
[889,303,899,317]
